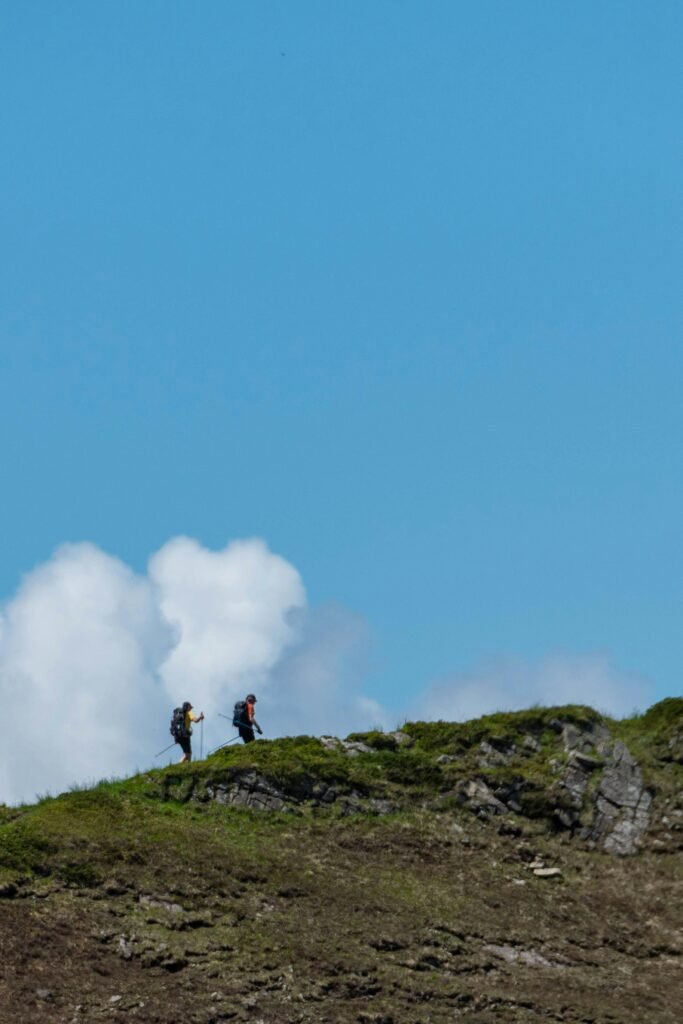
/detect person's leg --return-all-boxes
[178,737,192,763]
[239,726,255,744]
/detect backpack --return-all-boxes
[233,700,248,727]
[170,707,187,741]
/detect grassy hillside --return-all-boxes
[0,701,682,1024]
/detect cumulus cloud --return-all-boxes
[0,543,171,805]
[150,536,306,717]
[0,537,378,805]
[415,651,653,724]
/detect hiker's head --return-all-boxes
[182,701,192,713]
[246,694,257,704]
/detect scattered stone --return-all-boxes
[109,995,123,1005]
[533,867,562,878]
[35,989,54,1001]
[0,882,17,899]
[139,895,184,914]
[436,754,455,764]
[485,943,561,968]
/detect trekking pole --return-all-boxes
[155,742,176,758]
[208,735,243,756]
[200,718,204,760]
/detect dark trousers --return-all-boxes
[238,725,255,744]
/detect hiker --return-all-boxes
[233,693,263,744]
[170,701,205,763]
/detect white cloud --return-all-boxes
[0,537,381,804]
[0,543,171,805]
[416,651,652,723]
[151,536,306,716]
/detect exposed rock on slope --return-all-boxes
[156,702,681,857]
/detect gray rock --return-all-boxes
[118,936,135,960]
[338,791,365,815]
[599,742,642,808]
[319,736,342,751]
[477,740,516,768]
[368,798,395,815]
[485,943,561,968]
[0,882,17,899]
[590,741,652,855]
[560,720,611,755]
[341,740,374,756]
[206,772,288,812]
[387,730,414,748]
[436,754,455,764]
[668,734,683,763]
[35,989,53,1001]
[139,894,184,914]
[456,779,508,816]
[571,751,604,771]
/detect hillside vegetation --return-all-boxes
[0,701,682,1024]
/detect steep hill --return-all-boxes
[1,701,682,1024]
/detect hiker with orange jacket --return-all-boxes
[233,693,263,744]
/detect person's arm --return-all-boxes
[247,705,263,734]
[190,711,205,723]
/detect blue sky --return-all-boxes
[1,1,682,724]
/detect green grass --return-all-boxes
[1,700,680,891]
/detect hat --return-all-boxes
[246,694,257,703]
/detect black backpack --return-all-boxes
[170,707,187,741]
[233,700,248,727]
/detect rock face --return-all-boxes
[591,741,652,856]
[206,772,290,812]
[441,718,656,856]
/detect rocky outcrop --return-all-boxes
[201,769,394,817]
[206,772,289,812]
[162,719,665,855]
[551,724,652,855]
[590,741,652,856]
[445,718,655,856]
